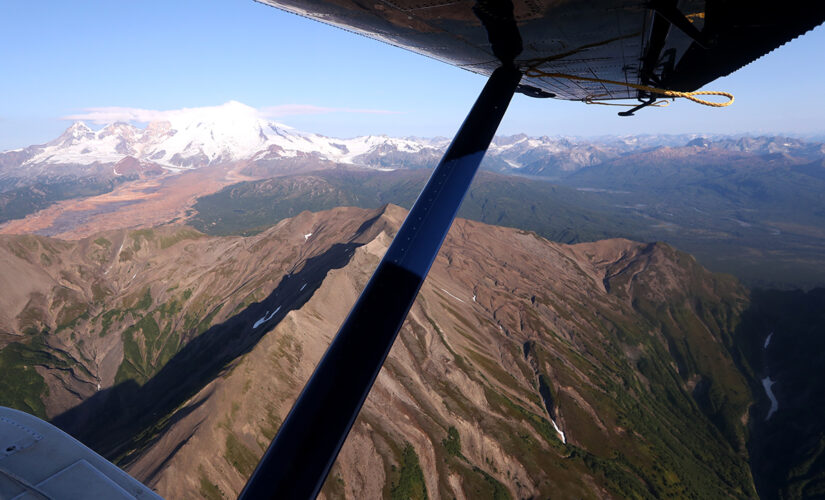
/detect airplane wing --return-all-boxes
[0,407,162,499]
[257,0,825,101]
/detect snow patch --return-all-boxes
[764,332,774,349]
[253,306,281,329]
[304,232,312,241]
[550,418,566,444]
[761,376,779,420]
[440,288,465,303]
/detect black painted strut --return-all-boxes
[239,64,522,500]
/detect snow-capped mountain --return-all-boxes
[3,101,824,184]
[6,102,442,174]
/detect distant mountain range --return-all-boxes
[0,102,444,178]
[4,101,823,182]
[2,102,825,290]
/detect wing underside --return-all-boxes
[258,0,825,101]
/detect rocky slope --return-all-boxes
[0,205,759,498]
[0,207,390,420]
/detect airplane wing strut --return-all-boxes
[239,64,523,499]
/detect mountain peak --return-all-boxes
[66,121,92,134]
[51,121,95,146]
[687,137,711,148]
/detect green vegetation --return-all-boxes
[564,152,825,289]
[0,329,94,419]
[110,287,208,385]
[135,287,153,310]
[442,426,462,458]
[98,308,122,337]
[159,228,203,249]
[190,166,825,289]
[189,170,640,244]
[94,237,112,248]
[224,433,258,477]
[259,405,281,441]
[431,272,758,499]
[437,426,514,499]
[471,466,511,500]
[131,228,155,241]
[196,304,223,335]
[115,314,162,385]
[157,298,183,318]
[0,343,49,418]
[55,288,89,332]
[390,443,428,500]
[199,472,224,500]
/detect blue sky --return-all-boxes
[2,0,824,150]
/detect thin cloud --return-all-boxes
[62,103,400,124]
[62,107,173,124]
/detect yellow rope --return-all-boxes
[523,68,734,108]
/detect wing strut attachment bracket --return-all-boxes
[648,0,712,48]
[618,95,660,116]
[239,64,523,500]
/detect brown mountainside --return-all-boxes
[0,207,391,418]
[0,205,756,498]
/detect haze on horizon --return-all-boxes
[2,1,825,151]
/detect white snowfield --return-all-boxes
[253,306,281,329]
[761,376,779,420]
[18,101,441,171]
[439,288,466,304]
[8,101,634,175]
[550,418,566,444]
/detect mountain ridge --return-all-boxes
[115,205,755,499]
[0,203,759,499]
